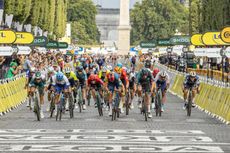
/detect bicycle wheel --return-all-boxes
[96,93,102,116]
[69,94,74,118]
[87,92,91,106]
[125,93,129,115]
[50,100,55,118]
[187,91,192,116]
[34,96,41,121]
[56,109,59,121]
[112,109,116,121]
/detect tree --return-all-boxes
[68,0,100,44]
[130,0,189,45]
[4,0,67,39]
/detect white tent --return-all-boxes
[158,47,167,54]
[194,48,206,57]
[36,47,47,54]
[17,46,31,55]
[0,46,15,56]
[172,45,183,55]
[225,47,230,58]
[205,48,221,58]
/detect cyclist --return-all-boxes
[29,71,46,118]
[52,72,70,115]
[45,67,56,112]
[87,74,104,107]
[26,67,36,107]
[76,66,88,110]
[182,71,200,109]
[126,69,136,109]
[137,68,154,118]
[63,67,79,110]
[105,71,124,116]
[155,71,170,112]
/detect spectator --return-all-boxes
[199,58,203,69]
[0,56,6,79]
[5,62,21,79]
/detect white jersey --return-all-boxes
[51,75,70,86]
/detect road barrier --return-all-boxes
[0,74,27,115]
[169,73,230,124]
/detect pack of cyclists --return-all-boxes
[24,51,200,119]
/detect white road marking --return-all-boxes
[0,135,213,142]
[0,129,205,134]
[0,145,224,152]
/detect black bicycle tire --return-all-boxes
[187,91,192,116]
[56,109,59,121]
[126,93,129,115]
[69,94,74,118]
[79,102,82,113]
[35,97,40,121]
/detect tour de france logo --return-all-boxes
[221,27,230,43]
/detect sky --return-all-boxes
[92,0,142,8]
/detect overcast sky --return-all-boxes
[92,0,142,8]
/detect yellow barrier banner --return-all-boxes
[171,74,230,122]
[0,76,27,114]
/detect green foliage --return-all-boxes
[131,0,189,45]
[4,0,67,38]
[191,0,230,34]
[68,0,100,45]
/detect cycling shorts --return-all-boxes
[55,84,70,94]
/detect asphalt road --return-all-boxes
[0,91,229,153]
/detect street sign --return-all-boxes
[58,42,68,49]
[140,41,156,48]
[31,36,48,47]
[46,41,59,48]
[0,30,16,44]
[221,27,230,43]
[157,39,171,46]
[14,32,34,44]
[191,34,205,46]
[170,36,190,45]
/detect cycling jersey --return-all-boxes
[87,75,104,90]
[184,75,200,88]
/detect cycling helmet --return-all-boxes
[78,66,84,71]
[190,71,196,77]
[35,72,42,79]
[153,68,160,76]
[30,67,36,73]
[56,72,64,81]
[145,60,151,68]
[126,69,131,75]
[117,63,123,68]
[107,65,113,71]
[64,67,71,74]
[58,58,63,62]
[102,66,107,73]
[80,58,85,62]
[160,71,167,78]
[47,67,54,73]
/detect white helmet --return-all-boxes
[30,67,36,73]
[64,67,71,74]
[160,71,167,78]
[107,65,113,71]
